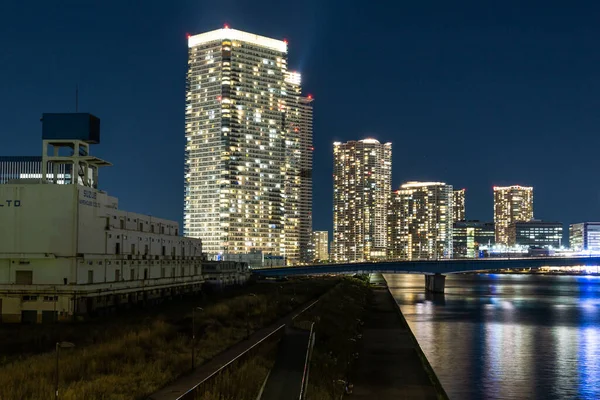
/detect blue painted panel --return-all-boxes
[42,113,100,144]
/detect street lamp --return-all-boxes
[55,341,75,400]
[246,293,257,339]
[276,285,283,307]
[192,307,204,370]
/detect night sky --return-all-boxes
[2,1,599,240]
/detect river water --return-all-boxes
[385,273,600,400]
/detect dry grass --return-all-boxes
[0,278,336,400]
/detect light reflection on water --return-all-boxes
[385,273,600,400]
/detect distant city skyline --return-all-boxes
[1,2,600,240]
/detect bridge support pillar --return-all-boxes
[425,273,445,293]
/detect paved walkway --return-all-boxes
[350,286,442,400]
[147,299,319,400]
[260,327,310,400]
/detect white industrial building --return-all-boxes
[0,113,248,323]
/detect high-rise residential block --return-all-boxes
[493,185,533,245]
[284,72,314,263]
[184,27,312,264]
[310,231,329,261]
[388,181,453,260]
[453,189,465,222]
[570,222,600,252]
[333,139,391,262]
[453,220,495,258]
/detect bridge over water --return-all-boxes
[253,256,600,293]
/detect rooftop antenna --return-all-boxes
[75,84,79,112]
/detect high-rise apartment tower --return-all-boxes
[310,231,329,261]
[332,139,391,262]
[493,185,533,245]
[453,189,465,222]
[184,27,313,264]
[388,182,453,260]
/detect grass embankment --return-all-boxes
[292,276,370,400]
[0,278,336,400]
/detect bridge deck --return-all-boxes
[254,256,600,277]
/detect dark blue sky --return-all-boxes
[2,1,600,236]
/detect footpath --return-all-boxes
[147,298,319,400]
[259,326,311,400]
[350,284,448,400]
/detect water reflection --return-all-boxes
[386,273,600,400]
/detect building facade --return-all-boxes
[0,114,249,323]
[310,231,329,262]
[508,220,563,248]
[333,139,391,262]
[284,72,314,263]
[221,250,285,269]
[570,222,600,252]
[453,220,495,258]
[453,189,465,222]
[388,182,453,260]
[184,27,312,265]
[493,185,534,245]
[0,156,70,184]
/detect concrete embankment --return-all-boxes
[350,277,448,400]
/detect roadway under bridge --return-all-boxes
[253,256,600,293]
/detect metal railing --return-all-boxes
[178,324,286,400]
[298,322,316,400]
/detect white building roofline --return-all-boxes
[188,28,287,52]
[401,181,448,188]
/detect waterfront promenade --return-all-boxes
[350,282,447,399]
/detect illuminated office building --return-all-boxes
[493,185,533,245]
[508,220,562,248]
[453,221,495,258]
[184,27,312,264]
[310,231,329,261]
[570,222,600,252]
[388,182,453,260]
[453,189,465,222]
[333,139,391,262]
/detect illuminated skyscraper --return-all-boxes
[453,189,465,222]
[184,27,312,264]
[388,182,453,260]
[333,139,391,262]
[310,231,329,261]
[493,185,533,245]
[284,72,314,263]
